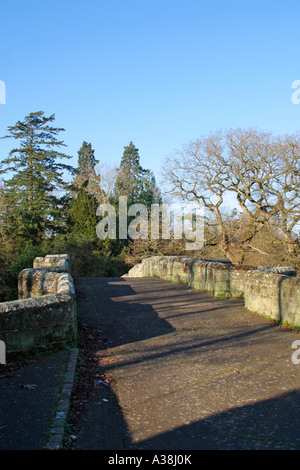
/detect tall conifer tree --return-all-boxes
[0,111,74,245]
[74,141,98,188]
[114,141,161,207]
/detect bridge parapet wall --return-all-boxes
[125,256,299,327]
[0,254,77,356]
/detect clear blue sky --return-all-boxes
[0,0,299,185]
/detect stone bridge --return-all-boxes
[73,256,300,450]
[1,254,300,449]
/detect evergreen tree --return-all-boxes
[0,111,74,245]
[68,188,99,239]
[74,141,99,188]
[109,142,161,249]
[114,141,161,207]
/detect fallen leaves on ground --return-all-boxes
[19,383,37,390]
[63,318,115,449]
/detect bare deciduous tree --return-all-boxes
[91,162,119,204]
[162,128,300,265]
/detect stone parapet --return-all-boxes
[0,254,77,356]
[125,256,300,328]
[33,254,70,272]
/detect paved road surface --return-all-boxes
[74,277,300,450]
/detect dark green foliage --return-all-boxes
[74,141,98,188]
[68,188,126,255]
[114,141,161,207]
[0,241,49,301]
[68,188,99,238]
[0,111,74,244]
[45,234,128,278]
[0,123,163,302]
[111,142,162,250]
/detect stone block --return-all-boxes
[244,271,287,321]
[280,277,300,327]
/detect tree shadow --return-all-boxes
[127,388,300,450]
[75,277,176,347]
[74,276,300,451]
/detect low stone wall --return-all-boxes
[33,254,70,272]
[18,269,75,300]
[0,255,77,356]
[125,256,300,328]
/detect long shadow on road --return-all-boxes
[72,277,300,450]
[130,388,300,450]
[75,277,176,347]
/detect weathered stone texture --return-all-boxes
[229,265,257,299]
[0,254,77,355]
[125,255,300,327]
[0,294,76,354]
[280,277,300,327]
[33,254,70,272]
[244,271,286,321]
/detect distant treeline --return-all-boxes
[0,112,299,301]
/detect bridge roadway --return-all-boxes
[74,276,300,450]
